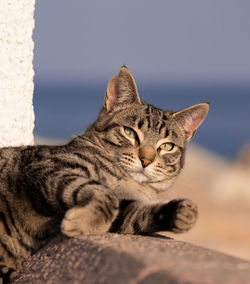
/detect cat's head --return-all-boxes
[91,66,209,191]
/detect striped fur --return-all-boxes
[0,66,209,282]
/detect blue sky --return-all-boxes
[34,0,250,84]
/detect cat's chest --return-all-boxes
[112,178,158,201]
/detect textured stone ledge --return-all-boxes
[14,234,250,284]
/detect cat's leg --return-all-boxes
[151,199,198,233]
[61,187,119,237]
[26,168,119,237]
[0,265,17,284]
[25,163,120,237]
[110,199,198,234]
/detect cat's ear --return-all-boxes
[104,66,141,112]
[173,103,209,141]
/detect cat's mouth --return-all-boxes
[130,168,165,184]
[120,158,166,183]
[130,171,151,183]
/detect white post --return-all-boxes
[0,0,35,147]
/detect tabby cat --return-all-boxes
[0,66,209,283]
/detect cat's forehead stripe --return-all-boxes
[137,119,144,129]
[162,114,167,121]
[145,105,163,130]
[158,121,166,135]
[172,130,179,139]
[145,105,152,128]
[142,106,171,135]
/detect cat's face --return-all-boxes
[92,66,209,191]
[101,104,185,190]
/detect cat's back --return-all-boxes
[0,144,66,189]
[0,146,23,183]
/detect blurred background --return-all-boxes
[33,1,250,260]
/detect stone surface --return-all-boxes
[14,234,250,284]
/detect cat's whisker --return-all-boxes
[163,190,180,201]
[104,153,121,158]
[170,187,182,199]
[178,171,195,182]
[101,162,123,171]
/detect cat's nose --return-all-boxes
[139,146,156,168]
[140,157,153,167]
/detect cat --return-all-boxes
[0,66,209,283]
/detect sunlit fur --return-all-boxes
[0,67,208,282]
[86,103,186,193]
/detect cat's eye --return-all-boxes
[124,127,137,139]
[160,142,175,152]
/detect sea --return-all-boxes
[33,81,250,159]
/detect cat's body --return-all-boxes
[0,66,209,283]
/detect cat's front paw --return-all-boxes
[157,199,198,233]
[170,199,198,233]
[61,191,119,237]
[0,265,17,284]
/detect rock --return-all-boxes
[14,234,250,284]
